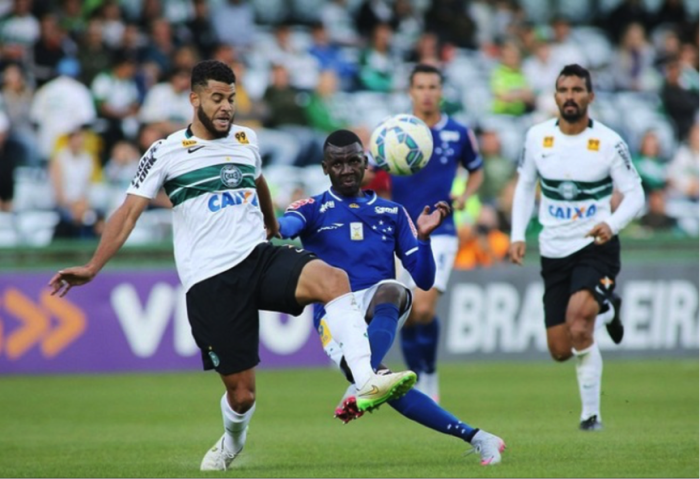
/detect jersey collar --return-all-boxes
[328,188,377,205]
[555,118,594,128]
[433,113,448,131]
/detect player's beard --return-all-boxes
[197,106,233,139]
[560,101,586,123]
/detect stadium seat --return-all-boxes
[0,212,19,247]
[15,210,60,247]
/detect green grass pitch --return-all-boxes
[0,359,697,478]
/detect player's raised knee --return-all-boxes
[373,283,408,305]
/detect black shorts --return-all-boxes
[186,242,317,375]
[540,237,621,329]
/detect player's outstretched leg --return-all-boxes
[200,429,247,471]
[355,369,417,412]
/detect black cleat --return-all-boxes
[579,415,603,431]
[605,294,624,345]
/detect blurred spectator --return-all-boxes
[522,40,560,97]
[477,130,516,211]
[490,40,534,116]
[138,66,190,134]
[262,63,319,166]
[103,139,140,211]
[638,188,677,231]
[667,122,699,201]
[184,0,218,58]
[230,60,301,167]
[632,130,669,192]
[120,22,147,59]
[98,0,126,49]
[424,0,476,49]
[30,57,96,163]
[91,50,141,161]
[602,0,652,43]
[679,42,699,92]
[0,110,13,211]
[320,0,360,47]
[0,0,40,64]
[263,22,320,91]
[32,14,76,87]
[391,0,423,60]
[49,127,101,239]
[660,57,699,140]
[305,69,349,134]
[613,23,661,92]
[1,62,38,167]
[355,0,394,37]
[308,21,357,92]
[408,31,441,66]
[653,0,689,32]
[77,18,113,86]
[358,22,398,92]
[171,44,199,72]
[137,0,162,30]
[549,17,587,68]
[211,0,256,51]
[55,0,85,39]
[454,205,510,270]
[143,17,176,76]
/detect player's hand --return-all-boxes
[48,266,97,297]
[450,193,467,211]
[416,201,451,240]
[508,241,526,266]
[586,222,613,245]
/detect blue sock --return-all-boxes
[416,317,440,374]
[388,389,477,442]
[400,324,424,373]
[368,303,399,370]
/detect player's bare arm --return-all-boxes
[416,201,451,240]
[49,194,150,297]
[508,241,526,266]
[255,174,279,239]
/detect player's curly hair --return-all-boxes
[191,60,236,91]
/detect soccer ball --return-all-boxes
[369,114,433,176]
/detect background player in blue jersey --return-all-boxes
[277,129,505,466]
[391,64,484,402]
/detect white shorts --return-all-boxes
[398,235,458,293]
[318,279,413,370]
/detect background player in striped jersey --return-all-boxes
[391,64,484,402]
[278,129,505,465]
[509,64,645,431]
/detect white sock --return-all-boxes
[324,293,374,387]
[221,393,256,454]
[573,343,603,422]
[594,300,615,330]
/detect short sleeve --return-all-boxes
[461,127,483,172]
[284,197,316,228]
[126,140,168,199]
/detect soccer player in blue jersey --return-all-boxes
[391,64,484,402]
[277,129,505,465]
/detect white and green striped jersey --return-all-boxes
[126,124,265,290]
[511,118,644,258]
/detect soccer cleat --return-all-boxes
[579,415,603,431]
[355,370,417,413]
[199,432,242,471]
[467,430,506,466]
[605,294,624,344]
[334,384,364,424]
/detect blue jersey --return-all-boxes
[280,188,435,327]
[391,114,482,236]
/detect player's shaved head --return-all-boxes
[324,129,362,151]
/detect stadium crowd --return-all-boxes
[0,0,696,265]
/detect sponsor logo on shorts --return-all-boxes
[208,350,220,367]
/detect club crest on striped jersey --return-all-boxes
[557,181,579,200]
[220,164,243,187]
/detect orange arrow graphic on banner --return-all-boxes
[40,289,86,358]
[4,288,50,360]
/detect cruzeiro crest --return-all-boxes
[220,164,243,187]
[557,181,579,200]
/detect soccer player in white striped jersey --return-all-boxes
[48,60,417,471]
[509,64,645,431]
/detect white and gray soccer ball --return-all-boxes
[369,114,433,176]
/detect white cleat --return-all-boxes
[200,432,243,471]
[355,370,417,412]
[468,430,506,466]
